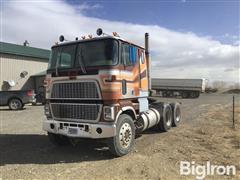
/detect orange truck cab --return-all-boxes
[43,29,181,156]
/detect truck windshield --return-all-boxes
[48,39,118,70]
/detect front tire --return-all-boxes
[48,132,70,146]
[107,114,135,157]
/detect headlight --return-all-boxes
[103,106,115,121]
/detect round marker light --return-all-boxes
[59,35,64,42]
[96,28,103,36]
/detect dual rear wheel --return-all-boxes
[182,91,200,98]
[158,103,181,131]
[171,103,181,127]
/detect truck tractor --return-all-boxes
[43,29,181,156]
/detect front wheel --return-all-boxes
[107,114,135,157]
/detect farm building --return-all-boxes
[0,41,50,92]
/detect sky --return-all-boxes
[1,0,239,83]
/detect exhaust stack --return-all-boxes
[145,33,151,91]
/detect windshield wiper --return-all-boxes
[78,48,87,74]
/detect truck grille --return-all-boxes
[51,81,100,99]
[50,103,102,122]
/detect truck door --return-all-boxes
[138,49,148,92]
[121,43,138,97]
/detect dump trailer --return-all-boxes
[151,78,206,98]
[43,29,181,156]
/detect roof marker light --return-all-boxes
[112,32,120,37]
[96,28,103,36]
[59,35,64,42]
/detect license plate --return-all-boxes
[68,128,78,135]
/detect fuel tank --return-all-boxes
[138,108,161,132]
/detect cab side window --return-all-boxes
[122,44,130,65]
[122,43,137,66]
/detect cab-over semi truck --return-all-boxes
[43,29,181,156]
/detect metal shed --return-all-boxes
[0,41,50,91]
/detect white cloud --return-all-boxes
[233,40,240,46]
[74,2,103,12]
[1,0,239,82]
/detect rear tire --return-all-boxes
[158,104,173,132]
[182,91,188,98]
[168,91,174,97]
[107,114,135,157]
[8,98,23,110]
[189,92,195,98]
[170,103,181,127]
[48,132,70,146]
[162,91,167,97]
[194,91,200,98]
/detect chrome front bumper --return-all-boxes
[43,119,116,139]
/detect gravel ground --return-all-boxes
[0,93,239,179]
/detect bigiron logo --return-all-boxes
[180,161,236,179]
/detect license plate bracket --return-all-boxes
[68,127,78,135]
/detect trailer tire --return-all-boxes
[107,114,135,157]
[191,91,200,98]
[189,92,195,98]
[168,91,174,97]
[158,104,173,132]
[182,91,188,98]
[170,103,181,127]
[47,132,70,146]
[162,91,167,97]
[195,91,200,98]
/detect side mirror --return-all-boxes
[96,28,103,36]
